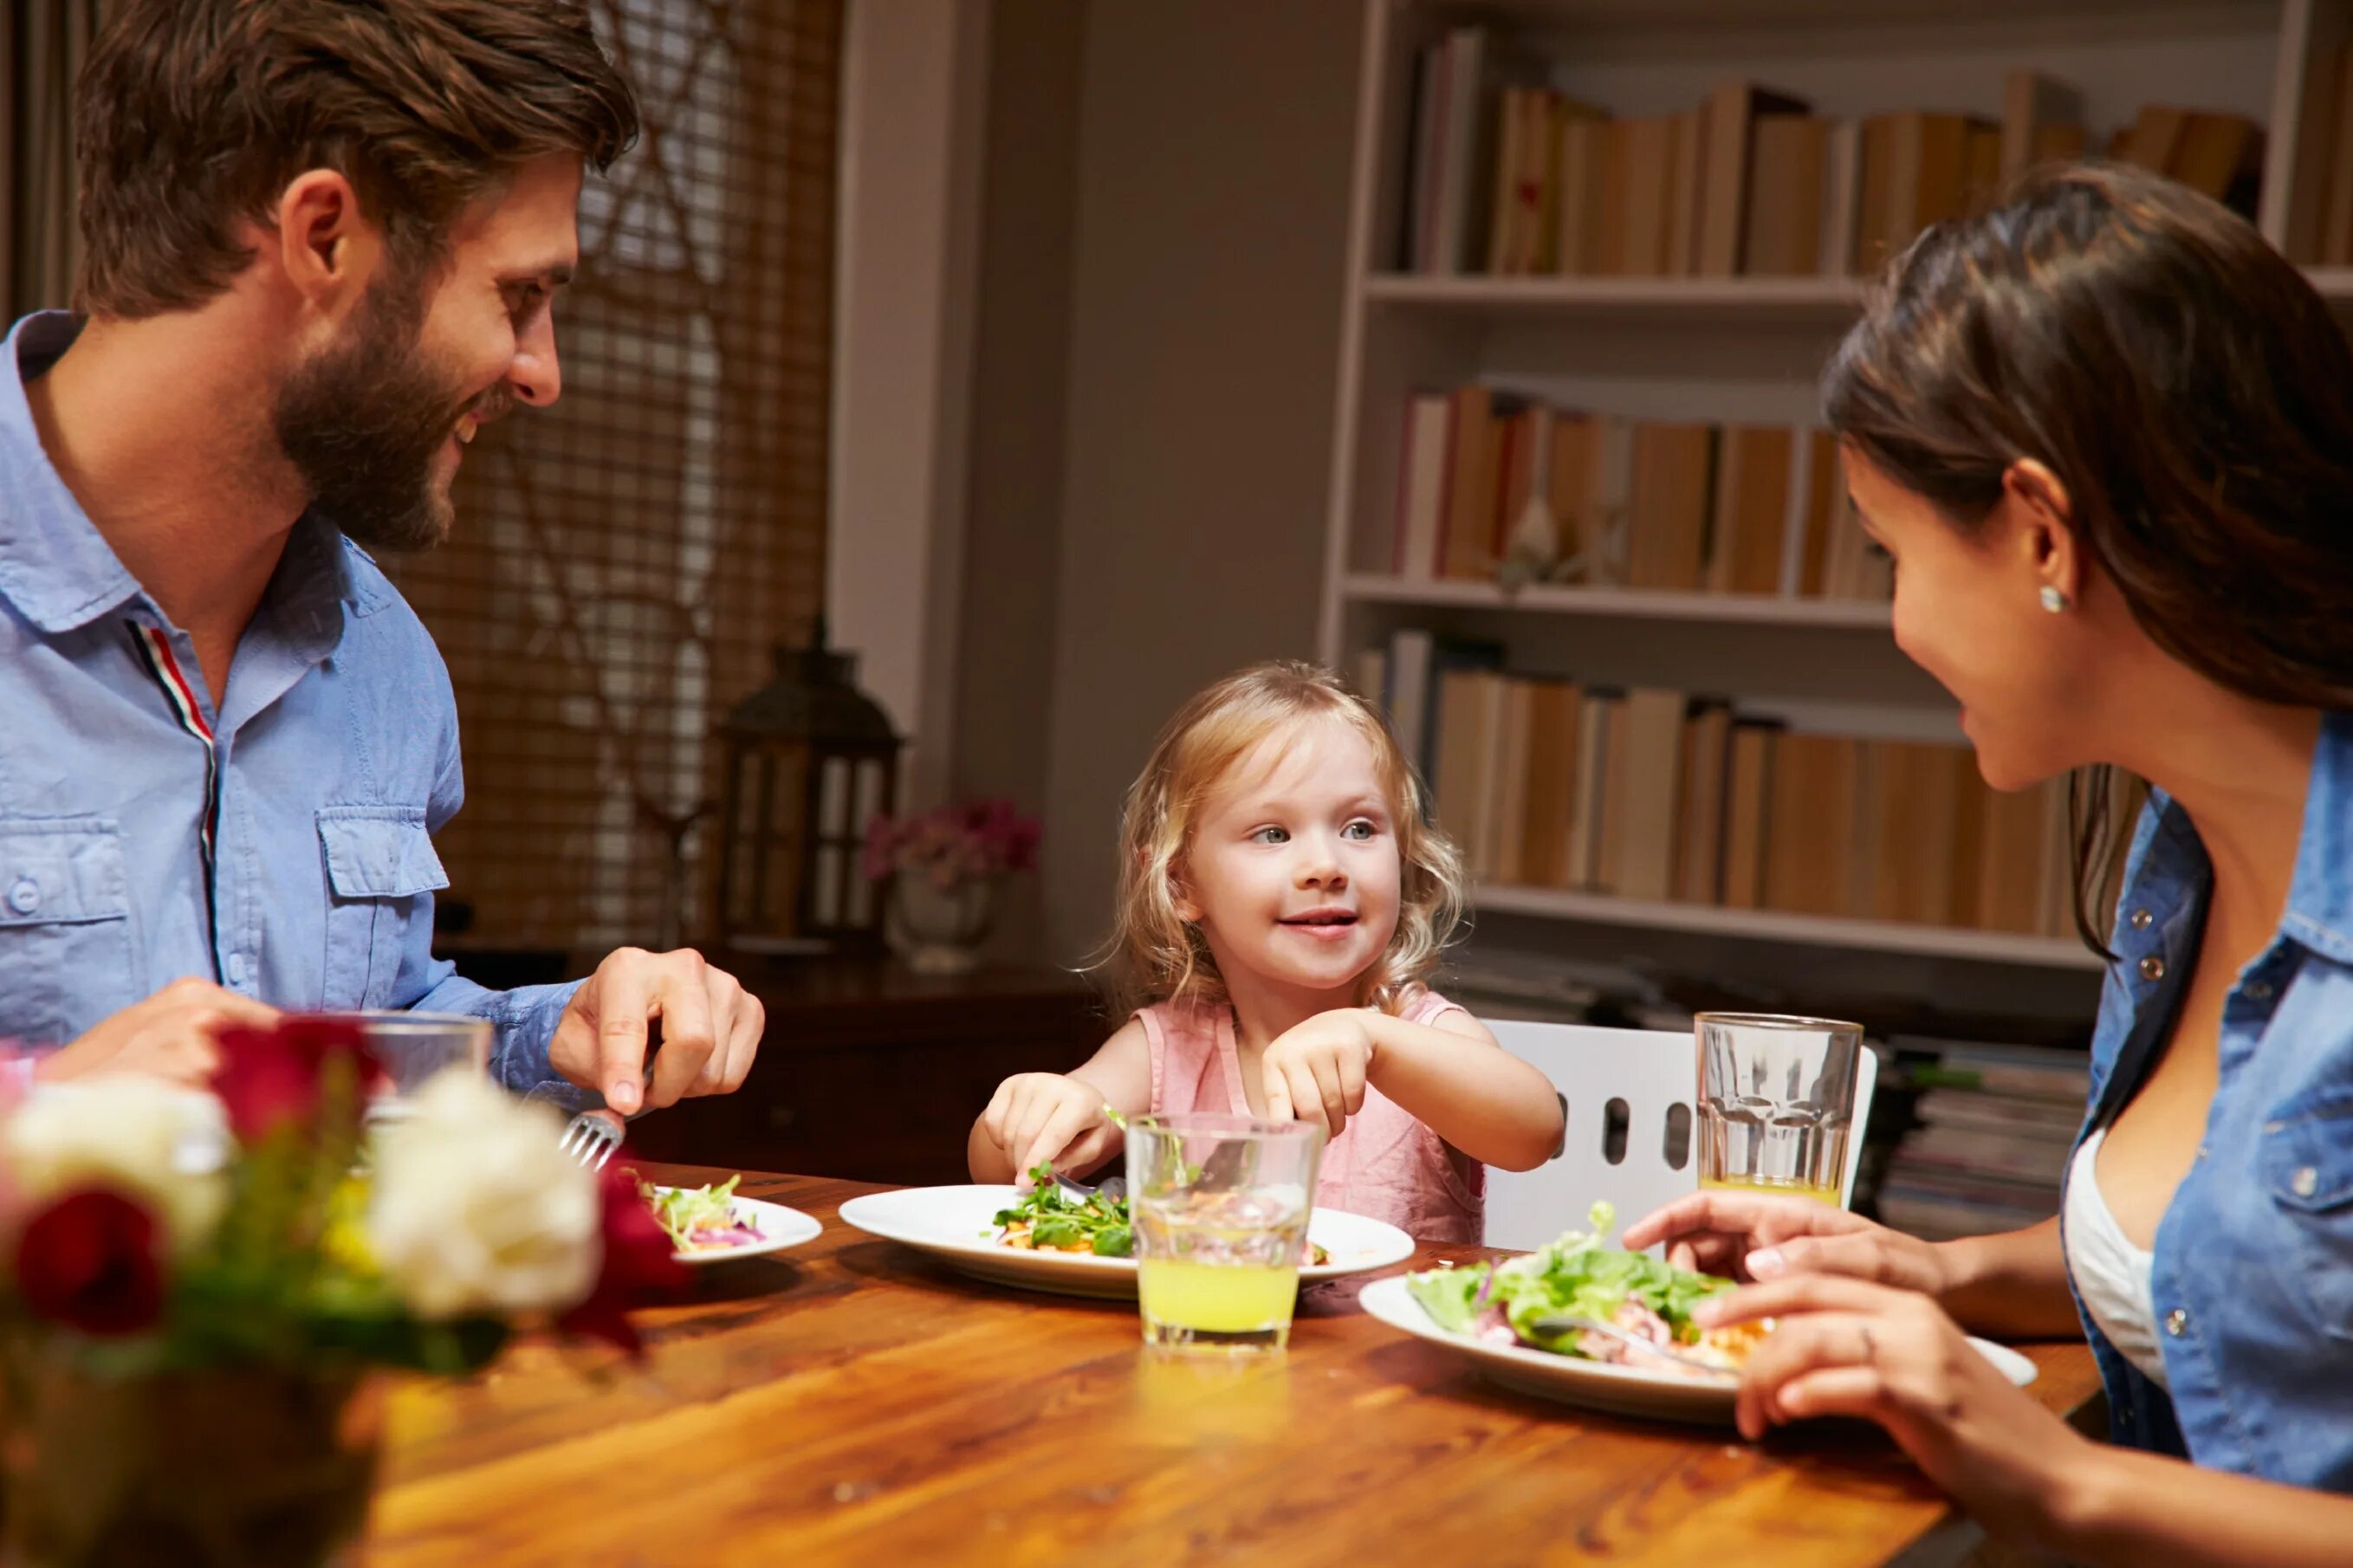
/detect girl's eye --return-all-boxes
[1252,826,1289,846]
[1342,820,1377,841]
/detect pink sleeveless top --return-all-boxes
[1134,988,1485,1243]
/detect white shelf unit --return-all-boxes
[1319,0,2352,994]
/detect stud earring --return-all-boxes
[2039,585,2070,613]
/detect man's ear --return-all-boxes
[270,169,386,319]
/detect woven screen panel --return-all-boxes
[394,0,840,955]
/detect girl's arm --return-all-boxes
[1361,1010,1564,1170]
[966,1019,1155,1183]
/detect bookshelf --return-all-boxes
[1319,0,2353,1014]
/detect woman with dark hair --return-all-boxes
[1625,162,2353,1562]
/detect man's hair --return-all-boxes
[74,0,640,318]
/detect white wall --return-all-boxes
[828,0,990,808]
[1036,0,1367,962]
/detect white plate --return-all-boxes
[655,1189,824,1266]
[838,1184,1416,1299]
[1359,1274,2039,1425]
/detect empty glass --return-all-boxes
[1125,1114,1322,1355]
[1695,1012,1864,1207]
[332,1011,493,1121]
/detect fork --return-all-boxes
[559,1109,629,1171]
[1053,1171,1126,1203]
[1525,1312,1738,1381]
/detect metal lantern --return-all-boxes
[714,623,901,948]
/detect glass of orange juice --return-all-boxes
[1695,1012,1864,1207]
[1125,1114,1322,1355]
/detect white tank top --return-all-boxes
[2063,1128,2170,1390]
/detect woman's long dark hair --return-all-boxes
[1823,163,2353,953]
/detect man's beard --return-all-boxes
[271,278,490,554]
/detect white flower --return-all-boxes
[5,1079,230,1252]
[366,1069,600,1319]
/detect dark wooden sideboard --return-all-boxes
[618,952,1109,1183]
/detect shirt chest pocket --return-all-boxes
[2261,1083,2353,1345]
[0,821,137,1045]
[317,808,447,1011]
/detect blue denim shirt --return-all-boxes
[2065,712,2353,1490]
[0,312,584,1102]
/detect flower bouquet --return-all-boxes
[860,799,1041,975]
[0,1017,685,1568]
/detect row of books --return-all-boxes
[1403,26,2264,278]
[1364,641,2079,936]
[1390,392,1889,602]
[1876,1039,2092,1240]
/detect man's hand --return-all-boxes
[35,976,278,1088]
[547,948,763,1114]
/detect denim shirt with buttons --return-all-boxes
[2066,713,2353,1490]
[0,311,587,1105]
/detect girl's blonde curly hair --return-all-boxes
[1099,660,1466,1018]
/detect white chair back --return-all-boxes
[1481,1020,1878,1254]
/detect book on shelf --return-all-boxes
[1875,1035,2090,1238]
[1396,33,2267,279]
[1379,390,1883,605]
[1381,667,2080,937]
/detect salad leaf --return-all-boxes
[640,1176,755,1251]
[1407,1201,1734,1357]
[993,1163,1133,1257]
[1403,1264,1484,1334]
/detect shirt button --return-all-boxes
[2139,956,2167,982]
[227,953,250,985]
[2129,908,2154,930]
[2294,1166,2321,1199]
[2246,980,2275,1001]
[5,878,39,917]
[2164,1307,2189,1337]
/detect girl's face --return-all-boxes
[1847,446,2095,792]
[1176,715,1404,1002]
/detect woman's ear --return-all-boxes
[2003,458,2083,610]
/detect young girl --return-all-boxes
[968,660,1563,1242]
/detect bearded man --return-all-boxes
[0,0,762,1117]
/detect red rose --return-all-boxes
[557,1160,689,1357]
[15,1188,164,1337]
[212,1015,378,1141]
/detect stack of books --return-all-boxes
[1360,638,2089,937]
[1876,1039,2092,1239]
[1387,398,1883,602]
[1400,27,2264,279]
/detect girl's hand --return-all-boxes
[1698,1274,2089,1544]
[980,1072,1121,1189]
[1621,1189,1954,1295]
[1260,1009,1375,1139]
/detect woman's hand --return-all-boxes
[1699,1273,2091,1545]
[1259,1009,1375,1139]
[978,1072,1122,1188]
[1622,1189,1956,1294]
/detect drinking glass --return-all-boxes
[1695,1012,1864,1207]
[332,1011,494,1120]
[1125,1114,1322,1355]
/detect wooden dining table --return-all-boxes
[366,1167,2103,1567]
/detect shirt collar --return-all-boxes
[0,310,367,640]
[2281,711,2353,965]
[0,312,146,632]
